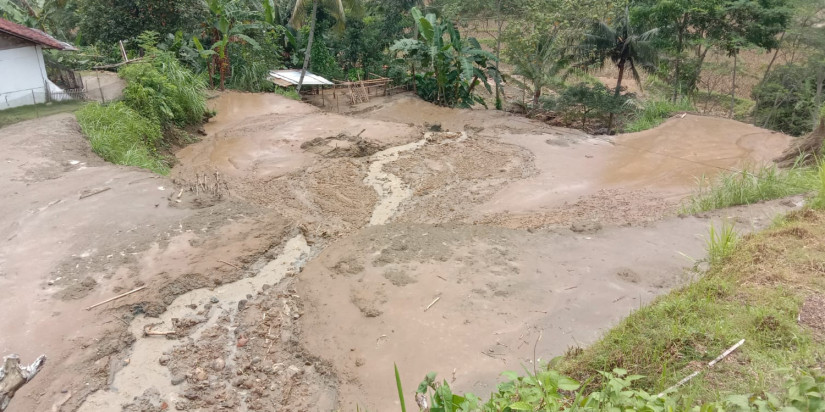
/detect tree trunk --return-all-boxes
[814,70,824,126]
[494,0,503,109]
[672,22,685,103]
[608,61,625,134]
[411,63,417,94]
[759,31,785,87]
[532,86,541,108]
[296,0,319,93]
[730,53,737,119]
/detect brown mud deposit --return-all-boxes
[0,92,797,411]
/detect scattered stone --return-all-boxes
[193,367,207,381]
[212,358,225,371]
[570,221,602,234]
[209,296,219,304]
[158,355,171,366]
[237,335,248,347]
[237,299,247,311]
[171,374,186,386]
[355,357,366,367]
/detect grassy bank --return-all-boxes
[0,100,86,129]
[75,45,207,174]
[624,99,695,133]
[680,163,824,214]
[559,208,825,403]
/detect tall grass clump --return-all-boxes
[707,221,738,265]
[76,102,169,174]
[808,160,825,210]
[120,50,208,129]
[624,98,694,133]
[680,164,821,214]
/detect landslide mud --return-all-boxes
[0,92,798,412]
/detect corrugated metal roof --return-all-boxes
[269,70,334,86]
[0,17,76,50]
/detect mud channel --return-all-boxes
[0,91,798,411]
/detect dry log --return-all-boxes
[775,118,825,168]
[1,354,47,411]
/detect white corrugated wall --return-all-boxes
[0,44,49,110]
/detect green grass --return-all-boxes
[624,98,695,133]
[0,100,87,129]
[76,102,169,174]
[680,163,823,214]
[273,87,301,101]
[560,209,825,402]
[707,222,738,266]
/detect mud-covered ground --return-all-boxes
[0,92,797,411]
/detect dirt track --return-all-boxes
[0,92,798,411]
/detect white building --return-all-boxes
[0,17,76,110]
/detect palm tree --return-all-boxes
[289,0,346,92]
[507,32,570,109]
[581,9,658,132]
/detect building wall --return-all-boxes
[0,37,49,110]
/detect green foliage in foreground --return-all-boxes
[557,208,825,405]
[398,365,825,411]
[680,163,824,214]
[76,102,168,174]
[624,98,694,133]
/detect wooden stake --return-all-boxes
[85,286,146,310]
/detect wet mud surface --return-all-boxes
[0,92,799,411]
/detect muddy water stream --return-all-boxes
[79,235,311,410]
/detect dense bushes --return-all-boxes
[752,62,823,136]
[76,102,168,174]
[76,44,207,174]
[120,51,207,128]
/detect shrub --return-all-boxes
[76,102,168,174]
[752,62,821,136]
[556,82,630,130]
[119,50,207,128]
[624,98,694,133]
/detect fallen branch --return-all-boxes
[218,260,241,270]
[143,326,176,337]
[85,286,146,310]
[79,187,111,200]
[657,339,745,397]
[1,354,47,411]
[424,297,441,312]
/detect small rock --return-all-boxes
[171,374,185,386]
[355,357,365,367]
[210,296,219,304]
[236,335,248,347]
[212,358,225,371]
[193,367,207,381]
[158,355,171,366]
[251,357,261,364]
[237,300,247,311]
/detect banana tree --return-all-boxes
[196,0,261,90]
[391,6,500,108]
